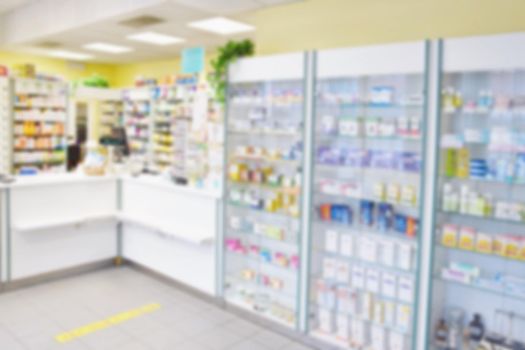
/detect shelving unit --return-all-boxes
[223,53,306,329]
[428,33,525,349]
[11,77,68,174]
[122,87,152,166]
[121,81,222,190]
[309,42,427,350]
[150,85,178,171]
[99,99,122,137]
[171,81,223,189]
[0,77,12,174]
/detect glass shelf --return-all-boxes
[230,155,302,166]
[228,129,301,137]
[438,210,525,226]
[225,278,297,305]
[226,229,299,247]
[227,202,300,220]
[313,218,419,244]
[442,176,525,188]
[225,251,299,275]
[315,249,416,278]
[437,244,525,264]
[433,276,525,303]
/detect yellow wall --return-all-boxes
[114,0,525,84]
[113,53,216,87]
[249,0,525,54]
[0,50,117,85]
[112,57,181,87]
[2,0,525,86]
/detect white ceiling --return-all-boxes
[172,0,296,14]
[0,0,32,14]
[0,0,303,63]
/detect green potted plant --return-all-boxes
[210,39,254,103]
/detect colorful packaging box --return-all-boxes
[442,224,458,248]
[475,232,493,254]
[459,226,476,251]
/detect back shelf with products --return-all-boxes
[99,99,123,137]
[0,77,12,174]
[122,87,152,165]
[11,77,68,174]
[123,79,223,191]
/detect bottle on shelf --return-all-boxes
[435,318,449,349]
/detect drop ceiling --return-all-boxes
[0,0,32,14]
[0,0,303,63]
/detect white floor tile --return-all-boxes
[0,267,315,350]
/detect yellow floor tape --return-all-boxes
[55,303,161,343]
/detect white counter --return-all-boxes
[119,174,221,295]
[0,173,222,296]
[5,174,118,281]
[120,174,221,199]
[7,173,118,188]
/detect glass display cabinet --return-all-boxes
[309,43,428,350]
[428,33,525,350]
[223,53,307,328]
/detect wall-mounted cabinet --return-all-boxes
[219,32,525,350]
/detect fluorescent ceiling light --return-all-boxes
[47,50,93,61]
[127,32,185,45]
[84,42,133,54]
[188,17,254,35]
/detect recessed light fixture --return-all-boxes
[47,50,93,61]
[126,32,185,46]
[84,42,133,54]
[188,17,254,36]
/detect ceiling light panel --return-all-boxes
[188,17,254,36]
[84,42,133,54]
[127,32,185,45]
[47,50,93,61]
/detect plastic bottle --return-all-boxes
[468,313,485,343]
[435,318,449,349]
[442,183,452,211]
[460,185,470,214]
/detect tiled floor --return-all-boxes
[0,267,315,350]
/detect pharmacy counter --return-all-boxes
[0,174,221,296]
[4,174,118,282]
[119,175,221,295]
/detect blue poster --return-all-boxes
[182,47,205,74]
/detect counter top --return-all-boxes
[6,173,118,189]
[121,174,222,199]
[1,172,222,199]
